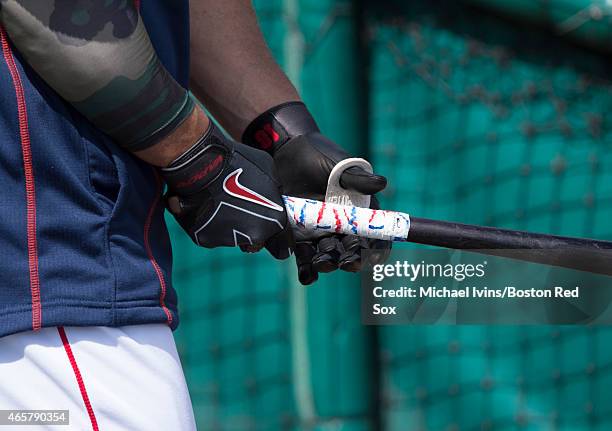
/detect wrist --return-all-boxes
[161,121,230,196]
[242,102,319,153]
[134,103,211,167]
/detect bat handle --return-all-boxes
[282,195,411,242]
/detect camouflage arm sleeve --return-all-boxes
[0,0,195,151]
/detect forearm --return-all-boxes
[0,0,208,166]
[189,0,300,139]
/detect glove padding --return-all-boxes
[243,102,391,284]
[162,121,293,260]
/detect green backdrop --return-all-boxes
[171,1,612,429]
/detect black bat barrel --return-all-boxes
[408,217,612,276]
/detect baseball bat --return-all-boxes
[282,196,612,276]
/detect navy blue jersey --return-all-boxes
[0,0,190,337]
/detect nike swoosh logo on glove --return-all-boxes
[223,169,284,212]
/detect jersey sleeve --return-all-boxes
[0,0,194,151]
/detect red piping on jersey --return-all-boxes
[134,0,141,11]
[0,26,42,331]
[58,327,99,431]
[144,170,173,325]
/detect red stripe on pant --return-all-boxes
[58,327,100,431]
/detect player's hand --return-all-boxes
[161,121,293,260]
[243,102,391,284]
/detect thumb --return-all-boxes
[264,221,295,260]
[339,166,387,195]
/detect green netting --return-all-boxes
[467,0,612,51]
[170,0,612,430]
[368,1,612,430]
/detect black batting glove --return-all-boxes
[243,102,391,285]
[162,121,293,260]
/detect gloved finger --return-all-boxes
[338,236,366,272]
[339,251,361,272]
[341,235,363,253]
[366,238,392,265]
[265,222,295,260]
[340,166,387,195]
[312,236,342,273]
[339,235,393,272]
[295,241,318,285]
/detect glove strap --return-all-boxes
[242,102,320,153]
[161,121,230,196]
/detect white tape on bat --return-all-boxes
[283,196,411,241]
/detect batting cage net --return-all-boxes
[170,0,612,429]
